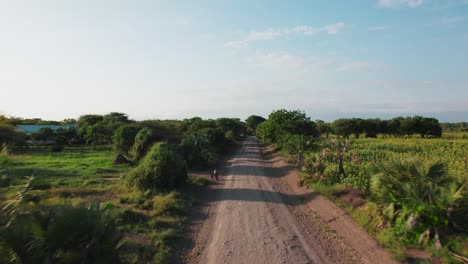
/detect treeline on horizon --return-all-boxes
[0,111,466,149]
[2,113,466,132]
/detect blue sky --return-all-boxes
[1,0,467,121]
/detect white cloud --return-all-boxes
[367,26,389,31]
[224,22,345,48]
[337,61,382,72]
[293,25,321,35]
[441,16,465,25]
[377,0,425,8]
[294,22,345,35]
[246,29,284,41]
[253,52,306,69]
[324,22,345,34]
[249,52,338,76]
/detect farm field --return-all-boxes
[0,145,209,263]
[289,134,468,262]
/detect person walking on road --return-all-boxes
[211,169,218,181]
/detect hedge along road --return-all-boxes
[182,137,397,264]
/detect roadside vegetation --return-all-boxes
[256,109,467,263]
[0,113,245,263]
[1,111,466,263]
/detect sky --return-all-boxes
[0,0,467,122]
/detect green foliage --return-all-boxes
[315,120,332,137]
[341,163,371,192]
[256,109,318,144]
[85,123,112,145]
[280,134,318,165]
[0,205,122,264]
[331,118,363,138]
[180,133,218,169]
[130,128,153,161]
[0,124,26,145]
[113,124,141,156]
[0,181,122,264]
[31,127,56,143]
[301,151,328,184]
[373,159,466,235]
[331,116,442,138]
[128,143,187,191]
[245,115,266,134]
[215,118,246,140]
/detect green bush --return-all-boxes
[127,143,187,191]
[373,159,466,248]
[130,128,153,161]
[113,124,141,156]
[0,204,122,264]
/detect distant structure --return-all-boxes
[17,124,76,135]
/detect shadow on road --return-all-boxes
[205,187,318,206]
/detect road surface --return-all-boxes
[181,137,397,264]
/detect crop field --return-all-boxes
[288,133,468,262]
[351,136,467,181]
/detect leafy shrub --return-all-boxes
[179,131,221,169]
[373,159,466,248]
[113,124,141,156]
[127,143,187,191]
[0,124,26,145]
[0,204,122,264]
[281,134,318,165]
[130,128,153,161]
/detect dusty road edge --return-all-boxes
[263,144,399,264]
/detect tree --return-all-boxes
[55,127,79,144]
[215,118,246,140]
[331,119,354,138]
[187,119,216,133]
[245,115,266,134]
[103,112,129,124]
[256,109,318,143]
[85,123,112,145]
[180,133,216,168]
[315,120,332,138]
[0,124,25,145]
[31,127,55,143]
[113,124,141,156]
[362,119,379,138]
[77,114,104,129]
[128,143,187,190]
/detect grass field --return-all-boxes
[0,145,207,263]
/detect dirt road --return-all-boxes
[181,137,397,264]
